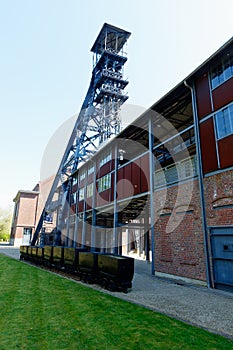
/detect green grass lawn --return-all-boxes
[0,254,232,350]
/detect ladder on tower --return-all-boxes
[31,23,131,246]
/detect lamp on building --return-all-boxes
[119,149,126,161]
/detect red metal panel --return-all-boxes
[87,173,94,184]
[212,77,233,111]
[140,154,150,193]
[111,159,115,171]
[71,204,76,213]
[132,161,141,195]
[117,167,124,200]
[199,118,218,174]
[96,161,111,178]
[195,74,212,119]
[218,135,233,169]
[97,189,111,207]
[78,201,84,213]
[72,184,78,193]
[124,163,133,197]
[86,202,92,211]
[79,179,85,188]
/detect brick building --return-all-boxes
[51,36,232,291]
[10,177,55,246]
[15,36,233,291]
[10,188,40,246]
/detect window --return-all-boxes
[72,175,78,186]
[79,170,85,182]
[87,183,94,197]
[44,213,53,223]
[79,188,85,201]
[211,53,233,89]
[154,156,197,189]
[23,228,32,236]
[87,165,94,176]
[14,202,19,219]
[99,150,111,167]
[70,193,77,205]
[98,174,111,192]
[215,104,233,139]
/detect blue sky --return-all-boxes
[0,0,232,210]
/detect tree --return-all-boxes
[0,208,12,241]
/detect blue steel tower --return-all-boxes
[32,23,131,245]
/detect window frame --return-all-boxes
[23,227,32,236]
[79,187,85,201]
[154,156,197,189]
[87,165,94,176]
[210,53,233,89]
[70,193,77,205]
[99,149,112,167]
[72,175,78,186]
[215,103,233,140]
[79,170,86,182]
[87,183,94,198]
[98,173,111,192]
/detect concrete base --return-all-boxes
[10,238,23,247]
[155,270,207,287]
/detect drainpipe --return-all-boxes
[148,117,155,275]
[184,79,212,288]
[113,144,119,254]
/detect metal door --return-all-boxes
[210,227,233,291]
[22,228,32,245]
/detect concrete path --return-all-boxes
[0,244,20,259]
[1,245,233,339]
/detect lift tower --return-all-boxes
[32,23,131,245]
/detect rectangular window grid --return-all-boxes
[215,104,233,139]
[98,174,111,192]
[71,193,76,205]
[72,176,78,186]
[87,183,94,197]
[87,165,94,176]
[79,188,85,201]
[99,150,112,167]
[79,170,86,182]
[154,156,197,189]
[210,53,233,89]
[23,228,32,235]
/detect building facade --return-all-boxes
[10,188,40,246]
[14,37,233,291]
[54,37,233,291]
[10,177,55,246]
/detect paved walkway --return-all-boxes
[1,244,233,339]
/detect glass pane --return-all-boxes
[223,108,231,135]
[87,183,93,197]
[216,111,226,139]
[223,57,232,80]
[79,188,85,200]
[229,105,233,134]
[216,107,232,139]
[211,67,220,89]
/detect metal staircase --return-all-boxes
[31,23,131,245]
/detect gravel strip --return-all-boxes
[110,260,233,339]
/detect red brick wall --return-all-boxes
[17,194,38,227]
[154,180,207,281]
[204,169,233,227]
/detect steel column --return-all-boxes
[184,80,212,288]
